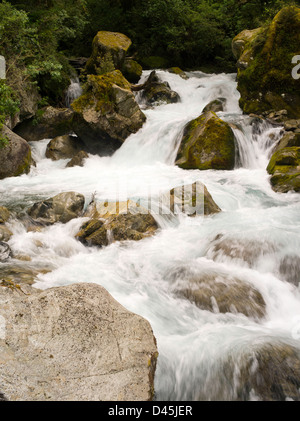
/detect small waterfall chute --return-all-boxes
[65,76,82,108]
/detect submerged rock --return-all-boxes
[0,126,32,180]
[14,106,73,142]
[176,111,235,170]
[175,271,266,320]
[206,234,277,266]
[230,342,300,401]
[233,6,300,118]
[0,282,158,401]
[27,192,85,225]
[71,71,146,155]
[279,254,300,286]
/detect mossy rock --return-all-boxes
[234,6,300,118]
[267,147,300,192]
[122,58,143,84]
[0,126,31,180]
[76,200,158,247]
[86,31,132,75]
[167,67,188,80]
[176,111,235,170]
[71,70,146,154]
[202,98,226,113]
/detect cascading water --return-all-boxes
[65,76,82,108]
[1,71,300,401]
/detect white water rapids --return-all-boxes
[1,71,300,400]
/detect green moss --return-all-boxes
[267,147,300,174]
[71,70,131,115]
[177,112,235,170]
[236,6,300,117]
[14,148,31,176]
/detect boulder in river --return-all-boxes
[76,200,158,247]
[27,192,85,225]
[46,135,86,161]
[206,234,277,267]
[202,98,226,113]
[176,111,235,170]
[267,146,300,193]
[0,282,158,401]
[174,270,266,321]
[279,254,300,286]
[66,150,89,168]
[14,106,74,142]
[86,31,132,75]
[71,71,146,155]
[0,126,32,180]
[167,181,221,216]
[228,342,300,401]
[233,6,300,118]
[140,71,180,106]
[122,58,143,84]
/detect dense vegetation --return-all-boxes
[0,0,299,112]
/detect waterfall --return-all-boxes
[65,76,82,108]
[1,70,299,401]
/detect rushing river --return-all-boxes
[1,71,300,400]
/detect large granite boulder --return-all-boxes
[0,126,32,180]
[71,71,146,155]
[176,111,235,170]
[233,6,300,118]
[27,192,85,225]
[0,282,158,401]
[86,31,132,75]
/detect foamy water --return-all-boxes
[1,71,300,400]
